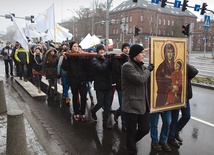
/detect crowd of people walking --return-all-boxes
[1,40,198,155]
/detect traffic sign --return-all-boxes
[203,36,206,40]
[194,4,200,12]
[151,0,159,4]
[204,15,210,29]
[174,0,181,8]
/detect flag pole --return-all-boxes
[53,3,56,42]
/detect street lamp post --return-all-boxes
[67,9,75,41]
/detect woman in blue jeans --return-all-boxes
[168,64,198,148]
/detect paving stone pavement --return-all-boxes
[0,76,48,155]
[0,114,47,155]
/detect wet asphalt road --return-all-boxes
[10,81,214,155]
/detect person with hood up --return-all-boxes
[43,47,58,101]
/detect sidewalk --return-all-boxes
[0,77,47,155]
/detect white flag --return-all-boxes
[44,23,73,42]
[79,33,92,49]
[35,4,55,32]
[12,15,29,51]
[25,22,32,41]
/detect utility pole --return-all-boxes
[106,0,113,51]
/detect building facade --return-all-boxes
[109,0,197,49]
[193,20,214,51]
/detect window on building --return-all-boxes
[159,18,161,25]
[163,30,165,35]
[126,16,128,22]
[113,28,115,34]
[171,31,174,36]
[168,20,170,26]
[164,19,166,25]
[172,20,174,26]
[129,27,132,33]
[116,19,119,24]
[140,15,144,22]
[159,29,161,35]
[140,26,143,33]
[198,40,200,44]
[129,16,132,22]
[116,28,118,34]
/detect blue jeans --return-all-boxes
[4,59,13,76]
[150,110,171,143]
[86,81,93,97]
[61,75,69,98]
[115,91,126,127]
[169,100,191,138]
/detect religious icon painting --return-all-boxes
[149,37,188,113]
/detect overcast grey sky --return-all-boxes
[0,0,213,33]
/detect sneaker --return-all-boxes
[73,114,80,121]
[103,123,112,129]
[151,142,162,151]
[175,134,183,143]
[114,111,119,123]
[81,115,86,122]
[10,73,13,77]
[159,142,171,152]
[6,75,9,78]
[168,138,180,149]
[91,110,97,120]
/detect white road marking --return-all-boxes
[191,116,214,127]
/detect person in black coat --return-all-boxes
[43,47,58,101]
[111,43,130,131]
[168,64,198,148]
[61,41,88,122]
[90,44,113,129]
[32,47,44,93]
[1,41,13,77]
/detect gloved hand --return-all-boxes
[147,64,154,72]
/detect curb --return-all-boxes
[192,82,214,90]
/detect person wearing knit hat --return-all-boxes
[61,41,88,122]
[90,43,112,129]
[129,44,144,59]
[111,42,130,131]
[121,43,154,154]
[96,44,105,53]
[69,41,77,50]
[121,43,130,52]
